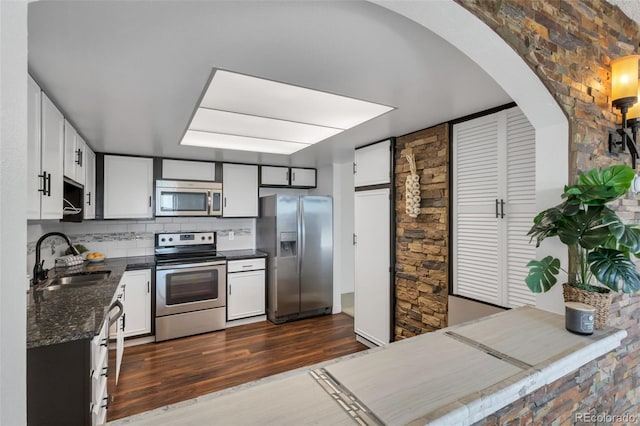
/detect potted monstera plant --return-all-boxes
[526,164,640,328]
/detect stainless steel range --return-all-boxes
[155,231,226,342]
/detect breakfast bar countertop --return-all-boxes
[112,306,627,426]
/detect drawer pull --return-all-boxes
[101,366,109,378]
[242,265,254,268]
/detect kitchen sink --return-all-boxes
[38,271,111,291]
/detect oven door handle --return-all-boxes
[156,261,226,271]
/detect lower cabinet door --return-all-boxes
[122,269,152,338]
[227,270,265,320]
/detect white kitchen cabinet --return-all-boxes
[162,159,216,181]
[222,163,258,217]
[354,139,391,187]
[354,188,391,346]
[103,155,154,219]
[260,166,290,186]
[290,168,316,187]
[27,75,43,219]
[227,259,266,321]
[84,147,96,219]
[121,269,152,338]
[39,92,65,219]
[63,120,86,185]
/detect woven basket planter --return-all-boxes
[562,284,613,329]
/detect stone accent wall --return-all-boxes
[395,125,449,339]
[454,0,640,421]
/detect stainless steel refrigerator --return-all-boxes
[257,195,333,324]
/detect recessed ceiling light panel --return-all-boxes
[181,130,310,155]
[180,69,395,155]
[190,108,343,144]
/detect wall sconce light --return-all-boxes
[609,55,640,169]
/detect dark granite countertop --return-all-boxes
[218,249,268,260]
[26,255,155,349]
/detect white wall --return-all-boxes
[0,2,28,424]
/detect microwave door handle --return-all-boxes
[207,191,212,216]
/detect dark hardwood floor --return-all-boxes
[107,313,367,421]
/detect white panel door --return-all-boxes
[354,188,390,346]
[122,270,152,338]
[227,269,266,320]
[103,155,154,219]
[27,75,42,220]
[40,93,64,219]
[354,140,390,187]
[84,147,96,220]
[222,163,258,217]
[290,168,316,187]
[260,166,289,186]
[63,120,78,182]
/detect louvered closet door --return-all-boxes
[504,108,536,307]
[453,106,536,308]
[453,114,501,305]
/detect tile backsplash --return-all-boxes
[27,217,255,274]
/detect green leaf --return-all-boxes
[588,248,640,293]
[602,207,625,240]
[525,256,561,293]
[619,225,640,253]
[578,164,635,188]
[556,206,609,249]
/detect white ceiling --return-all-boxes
[28,1,511,168]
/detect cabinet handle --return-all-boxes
[101,366,109,378]
[229,285,231,296]
[242,265,253,268]
[495,199,499,218]
[147,281,150,293]
[224,197,227,208]
[86,192,91,206]
[286,170,289,182]
[500,199,506,219]
[100,338,108,348]
[47,173,52,196]
[38,173,46,194]
[75,149,82,166]
[121,313,126,331]
[149,196,152,208]
[101,396,109,410]
[292,171,296,182]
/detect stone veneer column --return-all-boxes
[394,124,449,339]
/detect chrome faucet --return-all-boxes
[32,232,80,286]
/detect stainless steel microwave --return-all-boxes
[155,180,222,216]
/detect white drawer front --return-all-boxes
[227,258,265,272]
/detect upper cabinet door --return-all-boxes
[290,168,316,188]
[103,155,154,219]
[63,119,78,182]
[354,140,391,187]
[27,75,42,220]
[40,93,64,219]
[63,120,86,185]
[75,136,86,186]
[162,159,216,181]
[222,164,258,217]
[260,166,289,186]
[84,147,96,220]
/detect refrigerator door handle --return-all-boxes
[298,199,304,276]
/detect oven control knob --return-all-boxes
[160,238,165,242]
[201,236,205,241]
[168,237,173,242]
[208,236,212,240]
